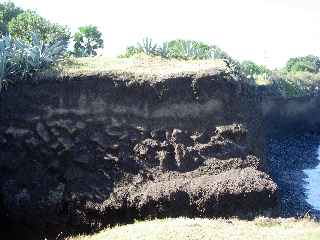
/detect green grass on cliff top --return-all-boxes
[68,217,320,240]
[43,55,229,81]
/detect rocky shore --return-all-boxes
[266,132,320,218]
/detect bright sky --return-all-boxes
[9,0,320,68]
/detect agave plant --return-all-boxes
[193,44,212,60]
[0,48,8,92]
[11,32,67,79]
[24,33,67,70]
[137,37,157,55]
[0,35,13,92]
[180,40,196,59]
[0,32,67,92]
[157,42,169,58]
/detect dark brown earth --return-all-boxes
[88,125,277,225]
[0,73,278,239]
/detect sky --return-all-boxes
[8,0,320,68]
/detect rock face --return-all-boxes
[0,74,278,239]
[262,95,320,134]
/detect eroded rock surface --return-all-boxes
[0,74,278,239]
[100,125,277,222]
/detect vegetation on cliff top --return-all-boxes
[46,55,229,80]
[68,217,320,240]
[0,34,67,91]
[2,1,320,97]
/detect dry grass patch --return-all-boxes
[67,217,320,240]
[43,55,229,81]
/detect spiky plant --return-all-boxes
[26,33,67,69]
[157,42,169,58]
[11,32,67,79]
[0,36,12,91]
[180,40,196,59]
[137,37,157,55]
[0,48,8,92]
[0,32,67,92]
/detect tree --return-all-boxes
[0,1,23,35]
[285,55,320,73]
[8,10,70,45]
[73,25,104,57]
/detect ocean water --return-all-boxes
[303,146,320,210]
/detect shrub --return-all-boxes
[285,55,320,73]
[121,39,216,60]
[120,38,162,58]
[166,39,212,60]
[240,60,270,78]
[0,1,23,35]
[269,70,320,97]
[119,38,243,79]
[118,46,143,58]
[8,10,70,45]
[240,60,271,85]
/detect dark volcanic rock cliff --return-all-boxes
[0,73,278,239]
